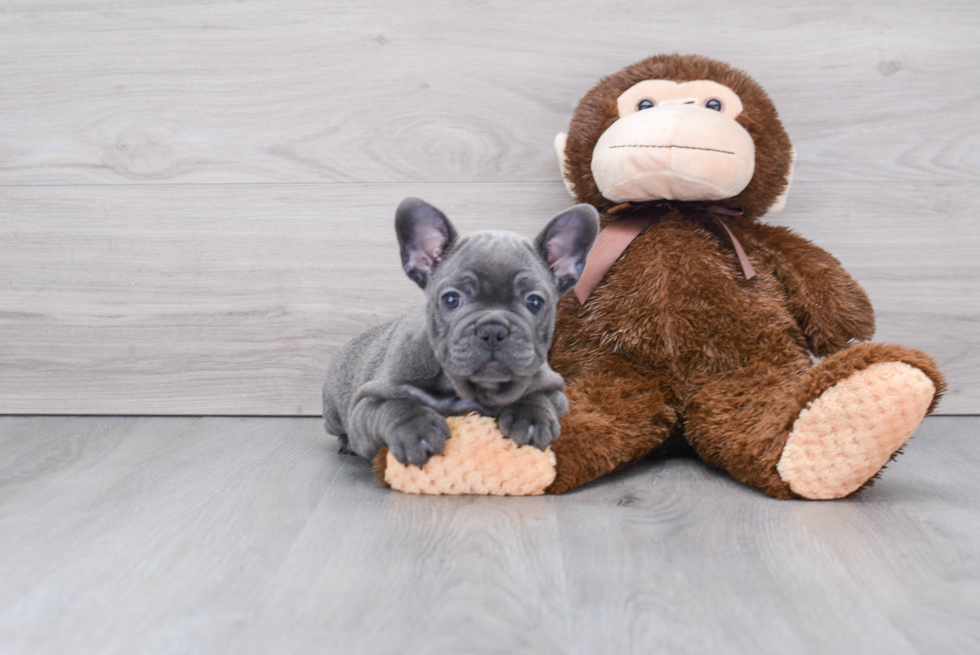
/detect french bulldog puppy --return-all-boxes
[323,198,599,468]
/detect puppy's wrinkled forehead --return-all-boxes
[436,231,550,299]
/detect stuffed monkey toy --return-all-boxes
[378,54,945,499]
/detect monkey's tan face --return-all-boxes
[589,80,755,203]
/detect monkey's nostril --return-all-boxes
[477,322,509,345]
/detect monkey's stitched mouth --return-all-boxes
[610,144,736,155]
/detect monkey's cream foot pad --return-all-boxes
[777,362,936,500]
[376,415,557,495]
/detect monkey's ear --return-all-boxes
[767,147,796,213]
[535,204,599,295]
[395,198,458,288]
[554,133,576,198]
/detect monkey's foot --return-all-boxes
[375,414,557,495]
[777,361,936,499]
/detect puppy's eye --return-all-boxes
[637,99,655,111]
[442,292,462,311]
[705,98,723,111]
[525,294,545,314]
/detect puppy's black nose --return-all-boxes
[476,322,509,346]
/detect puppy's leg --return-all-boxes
[321,393,354,454]
[348,396,450,468]
[497,390,567,450]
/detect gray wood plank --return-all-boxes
[0,417,339,654]
[0,181,976,415]
[232,477,573,654]
[0,0,977,186]
[0,416,977,654]
[1,0,977,415]
[551,415,980,654]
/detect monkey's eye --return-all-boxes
[636,99,655,111]
[525,294,545,314]
[705,98,723,111]
[442,291,462,311]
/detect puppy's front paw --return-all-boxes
[497,401,560,450]
[386,407,450,468]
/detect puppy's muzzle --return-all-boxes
[476,320,509,349]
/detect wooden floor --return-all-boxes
[0,415,977,654]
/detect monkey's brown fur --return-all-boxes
[545,54,945,497]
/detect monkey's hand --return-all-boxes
[749,223,875,357]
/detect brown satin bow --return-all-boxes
[573,200,758,305]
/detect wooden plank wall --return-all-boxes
[0,0,977,415]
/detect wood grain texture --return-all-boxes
[0,0,977,186]
[0,0,978,414]
[0,415,977,653]
[0,181,976,414]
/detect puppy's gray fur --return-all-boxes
[323,198,598,467]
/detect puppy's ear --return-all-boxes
[395,197,458,288]
[534,204,599,295]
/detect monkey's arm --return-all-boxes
[747,223,875,357]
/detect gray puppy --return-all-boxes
[323,198,598,468]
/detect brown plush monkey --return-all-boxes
[379,54,945,499]
[543,54,945,499]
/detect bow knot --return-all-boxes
[574,200,757,305]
